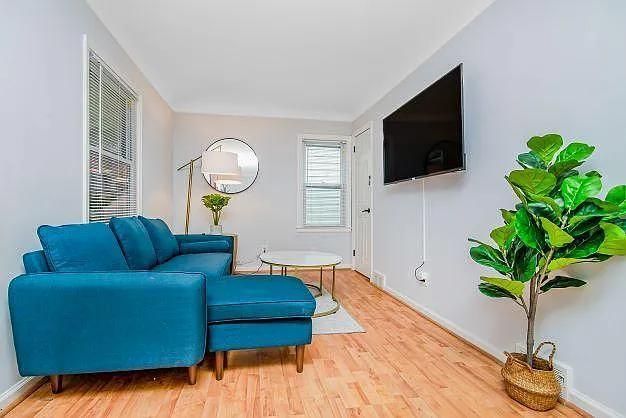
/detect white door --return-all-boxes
[353,124,373,278]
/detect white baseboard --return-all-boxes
[568,388,623,418]
[0,376,44,415]
[381,285,506,362]
[380,284,622,418]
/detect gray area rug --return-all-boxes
[310,287,365,335]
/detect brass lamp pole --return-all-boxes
[177,156,202,234]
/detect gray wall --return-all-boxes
[353,0,626,415]
[0,0,173,397]
[172,113,352,267]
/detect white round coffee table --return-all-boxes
[260,250,342,317]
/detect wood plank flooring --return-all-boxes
[5,270,585,417]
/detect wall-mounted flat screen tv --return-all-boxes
[383,64,464,184]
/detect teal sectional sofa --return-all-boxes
[8,216,315,393]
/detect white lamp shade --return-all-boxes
[201,150,240,175]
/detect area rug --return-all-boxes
[310,287,365,335]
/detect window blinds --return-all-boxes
[88,51,138,222]
[302,140,347,227]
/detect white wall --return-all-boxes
[353,0,626,415]
[172,113,352,268]
[0,0,173,397]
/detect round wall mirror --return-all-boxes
[203,138,259,194]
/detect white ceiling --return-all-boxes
[87,0,493,121]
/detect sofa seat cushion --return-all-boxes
[205,275,316,323]
[37,223,129,272]
[138,216,179,264]
[152,253,232,280]
[110,217,158,270]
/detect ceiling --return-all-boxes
[87,0,493,121]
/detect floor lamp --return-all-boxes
[176,149,240,234]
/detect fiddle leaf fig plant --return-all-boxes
[202,193,231,226]
[469,134,626,366]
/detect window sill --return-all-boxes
[296,226,352,233]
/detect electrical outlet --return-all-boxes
[258,245,268,256]
[417,271,429,286]
[514,342,572,400]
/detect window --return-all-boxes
[298,136,350,230]
[86,50,139,222]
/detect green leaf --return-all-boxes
[469,243,512,274]
[527,134,563,163]
[526,202,559,223]
[555,142,595,163]
[569,199,619,225]
[568,217,602,237]
[549,160,582,178]
[585,170,602,178]
[597,222,626,255]
[517,152,546,169]
[514,207,543,250]
[500,209,516,224]
[548,258,582,271]
[528,193,563,217]
[562,231,604,259]
[540,276,586,292]
[606,185,626,208]
[540,217,574,247]
[507,178,529,205]
[478,283,517,299]
[481,277,524,296]
[512,246,538,282]
[490,224,516,249]
[610,218,626,231]
[561,175,602,209]
[509,169,557,196]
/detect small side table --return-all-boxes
[260,251,342,318]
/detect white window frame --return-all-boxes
[296,134,352,233]
[82,35,142,223]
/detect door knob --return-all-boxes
[361,208,371,213]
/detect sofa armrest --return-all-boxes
[8,271,206,376]
[175,234,234,252]
[176,234,237,274]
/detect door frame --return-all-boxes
[351,121,374,279]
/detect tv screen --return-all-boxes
[383,64,464,184]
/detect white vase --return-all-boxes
[210,224,223,235]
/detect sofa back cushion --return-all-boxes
[109,217,158,270]
[37,223,129,272]
[138,216,179,264]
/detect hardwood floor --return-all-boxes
[5,270,585,417]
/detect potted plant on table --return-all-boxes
[202,193,231,235]
[469,133,626,411]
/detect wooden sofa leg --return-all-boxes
[50,375,63,394]
[296,345,305,373]
[223,351,228,369]
[215,351,224,381]
[187,365,198,385]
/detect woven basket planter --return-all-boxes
[501,342,561,411]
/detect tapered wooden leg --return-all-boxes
[50,375,63,394]
[215,351,224,381]
[223,351,228,369]
[296,345,305,373]
[187,365,198,385]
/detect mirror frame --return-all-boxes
[203,137,259,194]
